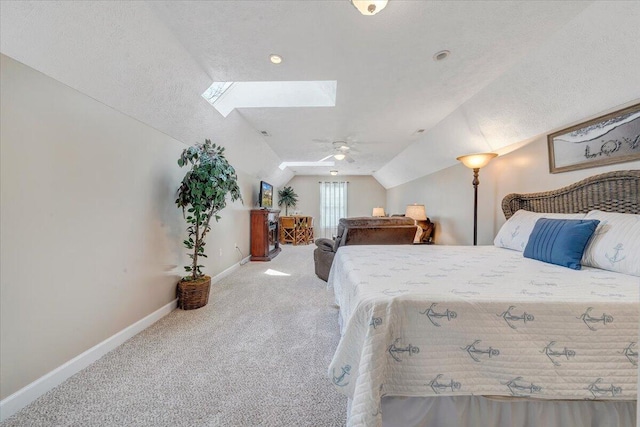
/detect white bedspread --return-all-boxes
[327,245,639,427]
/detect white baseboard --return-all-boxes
[0,298,177,422]
[211,259,242,283]
[0,258,249,422]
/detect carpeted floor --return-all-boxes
[2,244,347,426]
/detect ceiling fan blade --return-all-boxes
[318,154,333,162]
[345,154,355,163]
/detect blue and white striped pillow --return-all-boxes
[523,218,600,270]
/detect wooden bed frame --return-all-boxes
[501,170,639,219]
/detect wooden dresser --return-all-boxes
[250,209,281,261]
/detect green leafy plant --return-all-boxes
[277,186,299,216]
[176,140,242,281]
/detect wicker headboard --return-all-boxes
[501,170,640,219]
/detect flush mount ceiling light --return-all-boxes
[351,0,388,16]
[330,170,338,176]
[433,50,451,61]
[269,54,283,64]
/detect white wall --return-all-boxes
[0,55,254,400]
[387,134,640,246]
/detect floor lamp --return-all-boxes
[456,153,497,246]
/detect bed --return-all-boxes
[327,170,639,427]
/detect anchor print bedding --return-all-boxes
[327,245,639,427]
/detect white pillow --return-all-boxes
[494,209,586,252]
[582,210,640,276]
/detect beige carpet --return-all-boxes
[2,244,347,426]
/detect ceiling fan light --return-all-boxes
[334,153,346,161]
[351,0,388,16]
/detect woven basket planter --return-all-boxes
[177,275,211,310]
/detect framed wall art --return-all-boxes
[547,103,640,173]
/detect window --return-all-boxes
[319,181,348,238]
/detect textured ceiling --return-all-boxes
[2,1,639,188]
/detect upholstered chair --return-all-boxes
[314,217,417,281]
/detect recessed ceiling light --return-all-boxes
[330,170,338,176]
[433,50,450,61]
[269,54,283,64]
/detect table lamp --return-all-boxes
[405,204,427,221]
[372,207,386,217]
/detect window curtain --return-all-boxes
[319,181,348,238]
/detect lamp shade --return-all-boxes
[372,207,385,217]
[351,0,388,15]
[405,204,427,221]
[456,153,497,169]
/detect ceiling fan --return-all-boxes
[318,141,357,163]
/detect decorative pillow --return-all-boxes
[494,210,587,252]
[582,210,640,276]
[523,218,600,269]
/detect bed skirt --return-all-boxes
[378,396,636,427]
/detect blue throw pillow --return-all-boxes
[523,218,600,270]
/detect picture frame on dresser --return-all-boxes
[547,102,640,173]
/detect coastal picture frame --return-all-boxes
[547,103,640,173]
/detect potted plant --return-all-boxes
[175,139,242,310]
[278,186,298,216]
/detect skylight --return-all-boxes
[279,161,335,170]
[202,82,234,104]
[202,81,337,117]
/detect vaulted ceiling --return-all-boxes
[2,1,639,188]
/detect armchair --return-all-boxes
[314,217,418,281]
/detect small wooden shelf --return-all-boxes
[250,209,281,261]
